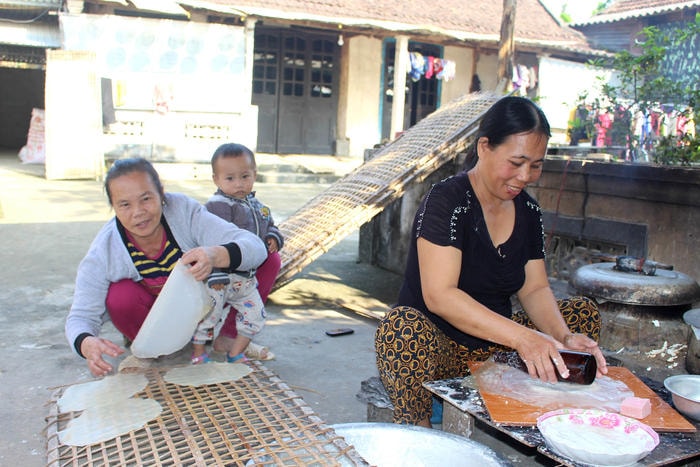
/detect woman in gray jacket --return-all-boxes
[65,158,267,377]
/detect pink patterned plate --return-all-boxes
[537,408,659,466]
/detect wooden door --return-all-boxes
[252,28,338,154]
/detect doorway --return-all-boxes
[252,27,339,154]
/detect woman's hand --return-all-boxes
[561,332,609,376]
[514,330,571,383]
[80,336,125,377]
[515,331,608,383]
[181,246,218,281]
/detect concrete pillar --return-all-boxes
[243,17,257,99]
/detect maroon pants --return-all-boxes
[105,279,157,341]
[218,251,281,339]
[106,251,281,342]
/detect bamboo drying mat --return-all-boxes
[45,361,368,466]
[275,91,503,288]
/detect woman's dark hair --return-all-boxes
[104,157,165,205]
[463,96,551,170]
[211,143,256,171]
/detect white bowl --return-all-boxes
[537,408,659,466]
[664,374,700,421]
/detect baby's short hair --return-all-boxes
[211,143,256,171]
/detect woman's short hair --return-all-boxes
[104,157,165,205]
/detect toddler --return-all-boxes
[193,143,283,363]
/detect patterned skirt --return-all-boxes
[374,297,600,424]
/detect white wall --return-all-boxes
[59,14,256,161]
[475,51,500,92]
[60,14,248,113]
[344,35,384,157]
[441,45,472,104]
[45,50,103,179]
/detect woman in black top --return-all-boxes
[374,96,608,427]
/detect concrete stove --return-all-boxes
[569,260,700,371]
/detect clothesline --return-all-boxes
[406,51,456,82]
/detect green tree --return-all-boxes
[587,14,700,165]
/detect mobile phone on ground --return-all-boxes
[325,328,354,337]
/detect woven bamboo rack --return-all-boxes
[275,91,503,288]
[45,362,368,466]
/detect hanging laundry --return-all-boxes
[650,109,662,138]
[512,64,530,90]
[677,113,693,138]
[437,59,455,81]
[425,55,434,79]
[404,54,456,81]
[612,104,632,147]
[408,52,425,81]
[641,111,653,150]
[432,57,444,78]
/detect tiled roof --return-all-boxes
[188,0,593,49]
[575,0,700,25]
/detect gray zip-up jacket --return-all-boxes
[205,190,284,250]
[65,192,267,352]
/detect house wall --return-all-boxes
[576,8,698,54]
[577,21,640,53]
[440,44,472,104]
[0,10,606,164]
[474,50,499,92]
[342,38,605,158]
[57,14,257,164]
[343,38,481,157]
[344,35,384,156]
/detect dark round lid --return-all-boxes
[569,262,700,306]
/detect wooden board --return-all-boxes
[468,363,696,433]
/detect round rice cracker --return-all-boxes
[57,373,148,413]
[164,361,251,387]
[58,397,162,446]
